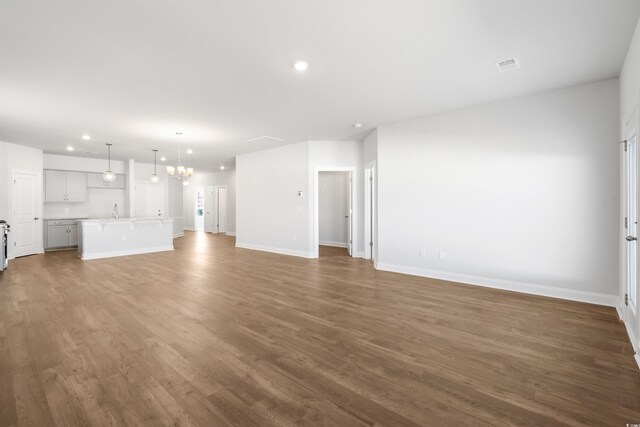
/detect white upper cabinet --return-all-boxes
[65,172,87,202]
[44,170,87,202]
[44,170,67,202]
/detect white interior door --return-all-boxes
[204,186,215,232]
[136,181,164,217]
[217,187,228,233]
[625,124,640,348]
[12,172,39,257]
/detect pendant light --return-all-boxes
[151,149,159,183]
[103,143,116,183]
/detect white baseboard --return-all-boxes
[81,245,174,260]
[375,262,618,307]
[183,227,195,231]
[173,232,184,238]
[353,251,365,258]
[226,231,236,236]
[616,298,640,370]
[235,242,314,259]
[319,240,348,248]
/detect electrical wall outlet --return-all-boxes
[419,249,427,257]
[439,251,446,259]
[121,236,126,242]
[64,207,69,213]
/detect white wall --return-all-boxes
[236,142,311,257]
[183,170,236,234]
[319,172,349,247]
[375,79,620,305]
[1,142,44,259]
[44,153,124,174]
[621,18,640,129]
[236,140,364,257]
[309,140,364,255]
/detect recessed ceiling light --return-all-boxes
[82,134,91,140]
[353,123,362,129]
[160,156,167,162]
[186,148,193,154]
[294,60,309,72]
[66,145,74,151]
[220,166,225,170]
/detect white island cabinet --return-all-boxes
[78,218,174,260]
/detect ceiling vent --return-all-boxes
[246,136,286,145]
[495,57,520,73]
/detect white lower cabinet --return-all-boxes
[45,220,80,250]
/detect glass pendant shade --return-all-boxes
[151,174,159,183]
[177,165,186,176]
[103,170,116,182]
[166,166,175,176]
[103,143,116,182]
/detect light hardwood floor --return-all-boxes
[0,231,639,426]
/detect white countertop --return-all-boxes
[44,217,88,220]
[79,217,173,224]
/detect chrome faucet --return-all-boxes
[112,204,119,220]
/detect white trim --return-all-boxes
[376,262,618,307]
[617,298,640,370]
[173,232,184,238]
[353,251,365,258]
[235,242,314,259]
[225,231,236,236]
[319,240,348,248]
[80,245,174,260]
[183,227,195,231]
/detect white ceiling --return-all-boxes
[1,0,639,171]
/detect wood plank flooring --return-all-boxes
[0,231,639,426]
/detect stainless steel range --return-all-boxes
[0,220,9,271]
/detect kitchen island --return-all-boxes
[78,218,174,260]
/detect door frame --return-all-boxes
[621,93,640,368]
[194,187,205,231]
[364,161,376,262]
[215,186,228,234]
[204,186,215,233]
[10,169,43,259]
[313,167,356,259]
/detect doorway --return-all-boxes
[314,167,355,258]
[195,187,205,231]
[318,171,351,258]
[12,171,41,258]
[204,186,228,234]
